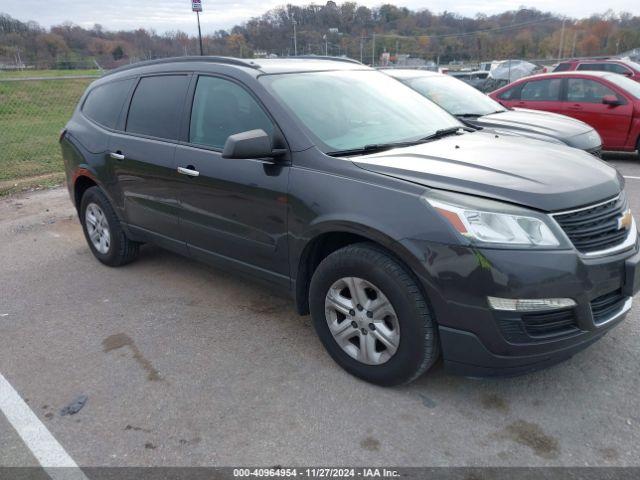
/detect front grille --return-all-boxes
[521,309,579,337]
[553,194,629,254]
[498,309,579,343]
[591,289,626,324]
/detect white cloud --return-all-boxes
[2,0,639,34]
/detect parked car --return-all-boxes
[553,58,640,82]
[447,70,490,89]
[490,71,640,152]
[384,69,602,155]
[61,57,639,386]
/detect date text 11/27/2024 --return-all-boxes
[233,468,401,478]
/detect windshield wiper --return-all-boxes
[327,127,469,157]
[418,127,468,142]
[457,110,504,117]
[327,141,420,157]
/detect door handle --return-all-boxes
[177,166,200,177]
[109,152,125,161]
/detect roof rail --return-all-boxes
[287,55,363,65]
[103,56,261,77]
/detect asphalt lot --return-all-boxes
[1,153,639,470]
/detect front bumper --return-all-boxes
[401,236,639,376]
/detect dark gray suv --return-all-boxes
[61,57,640,386]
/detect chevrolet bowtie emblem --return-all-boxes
[617,209,633,231]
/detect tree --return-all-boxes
[36,33,68,59]
[1,6,639,69]
[112,44,124,60]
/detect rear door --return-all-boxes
[561,77,633,149]
[174,74,290,285]
[109,74,191,252]
[512,77,564,114]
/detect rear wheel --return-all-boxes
[309,243,439,386]
[80,186,139,266]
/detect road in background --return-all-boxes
[0,157,639,468]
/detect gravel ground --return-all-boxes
[0,155,639,468]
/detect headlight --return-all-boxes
[422,190,567,249]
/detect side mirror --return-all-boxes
[222,129,286,159]
[602,95,621,106]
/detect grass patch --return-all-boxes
[0,76,96,182]
[0,69,102,79]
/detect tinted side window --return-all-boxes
[499,85,520,100]
[577,63,606,71]
[189,76,274,149]
[126,75,189,140]
[520,79,562,101]
[82,79,134,129]
[566,78,619,103]
[553,63,572,72]
[607,63,631,75]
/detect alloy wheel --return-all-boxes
[85,202,111,254]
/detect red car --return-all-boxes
[552,58,640,82]
[490,71,640,152]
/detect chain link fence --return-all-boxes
[0,74,100,190]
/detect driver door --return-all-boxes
[174,75,290,286]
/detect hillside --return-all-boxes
[1,3,640,69]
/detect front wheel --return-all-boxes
[309,243,439,386]
[79,186,139,266]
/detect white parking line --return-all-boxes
[0,373,89,480]
[623,176,640,180]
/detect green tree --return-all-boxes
[112,45,124,60]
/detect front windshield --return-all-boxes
[605,73,640,99]
[260,70,461,152]
[406,75,505,116]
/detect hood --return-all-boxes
[352,131,620,212]
[467,108,601,150]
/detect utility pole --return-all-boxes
[557,17,566,61]
[191,1,206,55]
[360,33,363,63]
[571,30,577,57]
[293,20,297,56]
[197,12,204,55]
[372,33,376,67]
[191,1,205,56]
[324,34,328,56]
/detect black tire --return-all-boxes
[309,243,439,386]
[79,186,139,266]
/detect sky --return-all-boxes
[3,0,640,35]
